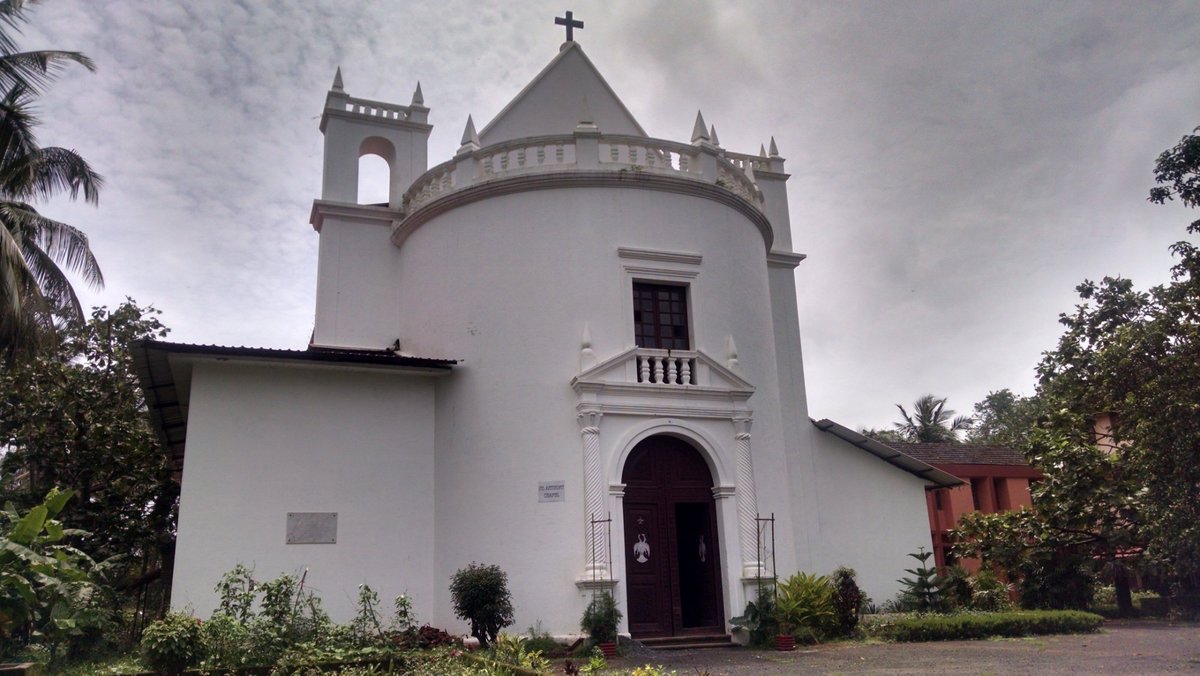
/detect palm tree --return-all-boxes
[0,0,102,357]
[893,394,973,443]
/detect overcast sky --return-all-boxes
[20,1,1200,431]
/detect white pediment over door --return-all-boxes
[571,347,754,418]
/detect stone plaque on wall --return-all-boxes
[286,512,337,544]
[538,481,565,503]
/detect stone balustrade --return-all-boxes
[335,94,420,122]
[723,150,771,175]
[635,349,699,386]
[402,131,765,214]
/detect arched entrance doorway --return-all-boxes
[621,435,724,637]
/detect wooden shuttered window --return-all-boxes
[633,282,690,350]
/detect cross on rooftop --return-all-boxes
[555,11,583,42]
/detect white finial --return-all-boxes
[412,81,424,106]
[691,110,710,143]
[331,67,344,92]
[726,335,739,370]
[759,144,767,157]
[709,125,720,147]
[460,115,480,149]
[769,136,780,157]
[580,322,596,370]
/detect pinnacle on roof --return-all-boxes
[458,115,480,153]
[691,110,710,143]
[769,136,780,157]
[331,67,344,92]
[709,124,720,147]
[759,144,767,157]
[411,81,424,106]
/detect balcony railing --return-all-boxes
[634,348,698,386]
[402,132,764,215]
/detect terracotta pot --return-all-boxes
[599,641,619,658]
[775,634,796,651]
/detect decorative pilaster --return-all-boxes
[578,407,607,577]
[733,416,761,577]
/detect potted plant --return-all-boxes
[730,586,778,647]
[580,592,622,658]
[773,571,836,650]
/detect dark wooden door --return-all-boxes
[622,436,724,637]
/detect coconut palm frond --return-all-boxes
[1,145,103,203]
[20,240,82,322]
[0,83,39,160]
[0,49,94,94]
[0,201,102,288]
[0,211,26,316]
[894,394,970,442]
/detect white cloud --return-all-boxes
[14,0,1200,428]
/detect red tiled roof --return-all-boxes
[882,442,1027,466]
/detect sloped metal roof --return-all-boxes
[811,419,963,488]
[131,340,455,480]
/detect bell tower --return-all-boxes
[318,68,430,209]
[310,70,431,350]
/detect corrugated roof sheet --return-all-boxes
[811,419,963,488]
[131,340,455,480]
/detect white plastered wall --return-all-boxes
[172,360,437,622]
[393,187,797,635]
[800,426,936,604]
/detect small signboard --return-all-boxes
[538,481,565,503]
[286,512,337,544]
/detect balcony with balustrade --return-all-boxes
[392,127,779,248]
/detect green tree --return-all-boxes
[955,126,1200,615]
[0,301,177,615]
[966,389,1041,447]
[893,394,972,442]
[0,0,103,358]
[858,427,906,443]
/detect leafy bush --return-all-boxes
[870,610,1103,642]
[198,612,250,668]
[140,612,205,674]
[730,585,777,646]
[939,564,973,609]
[0,489,110,661]
[831,567,866,635]
[449,562,514,649]
[969,569,1014,612]
[580,592,622,644]
[1019,550,1095,610]
[488,633,552,673]
[775,572,837,642]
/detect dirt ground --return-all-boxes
[605,620,1200,675]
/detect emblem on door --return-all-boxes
[633,533,650,563]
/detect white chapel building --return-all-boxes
[135,28,958,641]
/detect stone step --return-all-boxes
[640,634,736,650]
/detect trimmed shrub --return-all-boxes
[831,567,866,635]
[449,562,514,649]
[872,610,1103,642]
[140,612,205,675]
